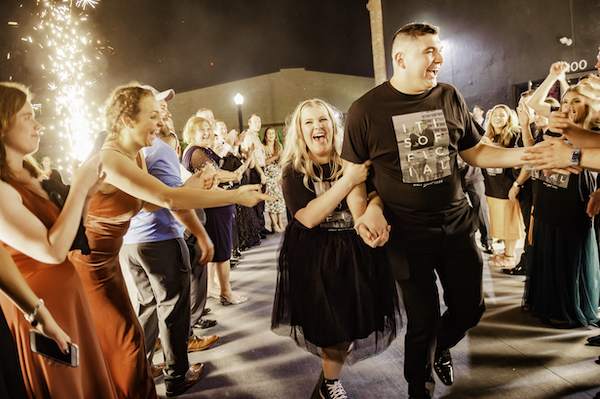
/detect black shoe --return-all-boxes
[261,229,274,235]
[230,260,238,271]
[502,264,526,275]
[434,347,454,386]
[481,243,495,254]
[232,248,242,259]
[259,233,267,239]
[201,308,211,317]
[587,335,600,346]
[194,318,217,329]
[319,378,348,399]
[165,363,204,397]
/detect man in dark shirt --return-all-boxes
[343,22,526,399]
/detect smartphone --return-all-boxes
[29,330,79,367]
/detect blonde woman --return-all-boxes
[181,116,251,305]
[482,104,526,268]
[271,99,398,399]
[524,71,600,328]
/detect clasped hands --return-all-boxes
[354,207,391,248]
[521,133,583,176]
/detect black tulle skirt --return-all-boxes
[271,220,400,364]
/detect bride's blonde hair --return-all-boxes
[279,99,344,190]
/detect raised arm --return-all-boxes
[526,61,569,118]
[0,155,104,264]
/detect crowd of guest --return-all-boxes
[1,30,600,398]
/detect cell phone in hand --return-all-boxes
[29,330,79,367]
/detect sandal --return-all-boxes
[489,255,515,268]
[489,253,505,260]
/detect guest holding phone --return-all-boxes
[0,82,117,398]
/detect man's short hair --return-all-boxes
[473,105,484,112]
[392,22,439,52]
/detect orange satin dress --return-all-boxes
[69,146,157,399]
[0,177,117,399]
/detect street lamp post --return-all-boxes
[234,93,244,133]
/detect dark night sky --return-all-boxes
[0,0,375,96]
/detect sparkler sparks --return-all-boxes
[21,0,105,178]
[75,0,99,10]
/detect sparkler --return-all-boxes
[11,0,104,179]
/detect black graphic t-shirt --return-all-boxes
[342,82,481,228]
[282,163,354,231]
[482,135,520,199]
[532,169,594,229]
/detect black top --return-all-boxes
[281,163,353,231]
[532,168,596,229]
[342,81,481,228]
[482,134,520,199]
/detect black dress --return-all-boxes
[182,145,235,262]
[271,163,399,363]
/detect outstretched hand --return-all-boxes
[521,135,575,171]
[236,184,276,207]
[185,164,217,190]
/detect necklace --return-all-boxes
[110,140,138,160]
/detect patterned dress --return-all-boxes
[263,145,286,214]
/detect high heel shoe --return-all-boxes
[207,290,220,299]
[220,294,248,306]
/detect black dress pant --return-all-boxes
[397,225,485,397]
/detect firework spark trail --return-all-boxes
[30,0,103,177]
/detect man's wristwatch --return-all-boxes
[570,148,582,166]
[512,181,524,189]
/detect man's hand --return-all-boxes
[354,205,390,248]
[522,135,574,170]
[196,234,215,264]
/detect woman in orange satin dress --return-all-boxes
[0,82,116,398]
[68,84,273,398]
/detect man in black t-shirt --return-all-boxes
[342,23,526,399]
